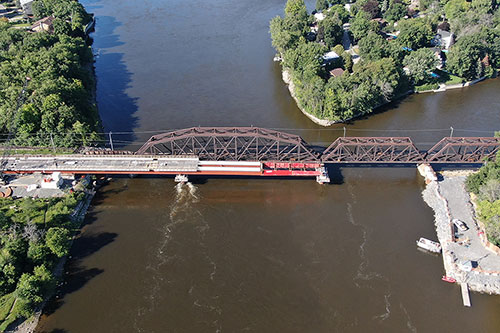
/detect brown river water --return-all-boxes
[36,0,500,332]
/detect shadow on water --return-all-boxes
[92,15,139,147]
[37,329,68,333]
[325,164,344,185]
[41,213,117,316]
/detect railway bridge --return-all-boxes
[1,127,499,184]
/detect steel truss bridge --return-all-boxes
[2,127,499,184]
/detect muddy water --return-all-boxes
[37,0,500,332]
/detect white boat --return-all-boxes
[416,237,441,253]
[174,174,189,183]
[453,219,468,232]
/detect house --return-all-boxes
[31,16,55,33]
[329,68,345,78]
[20,0,34,16]
[429,47,445,69]
[432,29,454,50]
[323,51,339,62]
[314,12,325,22]
[372,18,388,28]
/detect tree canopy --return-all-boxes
[0,0,100,147]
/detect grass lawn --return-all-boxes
[0,292,24,331]
[9,22,31,29]
[433,69,464,85]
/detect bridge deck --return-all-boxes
[2,156,199,174]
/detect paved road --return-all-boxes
[440,175,500,271]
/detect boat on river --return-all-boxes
[416,237,442,253]
[442,275,457,283]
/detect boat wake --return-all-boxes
[400,303,418,332]
[373,293,392,321]
[135,181,204,331]
[346,183,384,286]
[347,182,393,324]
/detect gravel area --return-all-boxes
[422,173,500,295]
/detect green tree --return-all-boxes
[350,11,380,42]
[403,48,439,84]
[396,19,433,50]
[316,0,329,12]
[444,0,470,21]
[45,227,71,258]
[358,32,389,61]
[328,4,350,24]
[0,212,8,230]
[362,0,381,19]
[341,51,353,72]
[384,3,407,22]
[446,34,486,80]
[286,0,309,23]
[319,16,344,48]
[27,241,50,266]
[16,273,43,317]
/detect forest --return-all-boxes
[270,0,500,122]
[0,192,85,329]
[0,0,100,147]
[466,144,500,247]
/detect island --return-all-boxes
[270,0,500,125]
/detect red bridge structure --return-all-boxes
[2,127,499,184]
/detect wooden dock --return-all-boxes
[461,283,471,307]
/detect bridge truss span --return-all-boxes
[321,137,424,163]
[136,127,319,162]
[425,137,500,163]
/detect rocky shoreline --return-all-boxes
[421,170,500,296]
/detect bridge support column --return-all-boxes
[417,163,437,184]
[174,174,189,183]
[316,166,330,184]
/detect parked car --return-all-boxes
[453,219,468,232]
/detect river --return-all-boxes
[36,0,500,332]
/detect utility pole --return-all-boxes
[343,127,346,137]
[108,131,114,151]
[450,126,454,138]
[50,133,55,153]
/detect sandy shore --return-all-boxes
[422,171,500,295]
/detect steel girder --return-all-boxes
[136,127,319,162]
[136,128,499,164]
[425,137,500,163]
[321,137,424,163]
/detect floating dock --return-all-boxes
[461,283,471,307]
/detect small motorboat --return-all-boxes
[442,275,456,283]
[416,237,442,253]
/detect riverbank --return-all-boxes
[415,75,498,94]
[281,68,412,127]
[6,188,97,333]
[282,70,339,126]
[422,170,500,295]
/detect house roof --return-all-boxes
[329,68,345,77]
[437,29,452,39]
[20,0,34,5]
[323,51,339,61]
[314,12,325,21]
[31,16,55,30]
